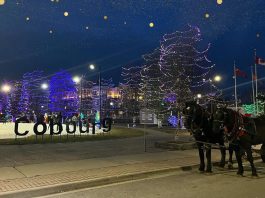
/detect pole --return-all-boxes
[210,81,213,114]
[99,65,101,127]
[234,61,238,111]
[251,65,256,115]
[254,49,258,115]
[80,77,82,113]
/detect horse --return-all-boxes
[183,101,233,173]
[212,107,265,176]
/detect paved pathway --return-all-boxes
[0,127,234,197]
[0,149,224,197]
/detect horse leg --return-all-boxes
[197,142,205,172]
[260,144,265,163]
[206,144,212,172]
[219,143,226,168]
[234,145,244,176]
[245,147,257,176]
[228,144,234,169]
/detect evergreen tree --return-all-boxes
[49,70,79,117]
[159,26,214,111]
[140,48,167,119]
[10,81,22,118]
[121,66,142,119]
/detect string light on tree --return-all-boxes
[104,15,108,20]
[205,13,210,18]
[64,12,69,17]
[26,17,30,21]
[49,30,53,34]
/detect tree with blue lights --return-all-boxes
[19,71,48,116]
[49,70,79,118]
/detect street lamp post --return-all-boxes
[89,64,102,125]
[41,83,49,114]
[73,76,82,112]
[210,75,222,113]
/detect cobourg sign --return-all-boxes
[14,118,112,136]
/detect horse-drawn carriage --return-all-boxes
[183,101,265,176]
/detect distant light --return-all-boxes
[1,84,11,93]
[139,96,143,100]
[149,22,154,28]
[104,16,108,20]
[49,30,53,34]
[197,94,202,99]
[73,76,81,84]
[0,0,5,6]
[64,12,69,17]
[257,33,260,38]
[205,13,210,18]
[26,17,30,21]
[89,64,95,70]
[214,75,222,82]
[41,83,48,90]
[110,102,114,106]
[85,26,89,30]
[41,106,44,108]
[217,0,223,5]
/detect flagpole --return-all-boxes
[254,49,258,115]
[234,61,238,111]
[251,65,256,115]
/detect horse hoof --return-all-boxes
[237,171,244,176]
[206,169,212,173]
[252,173,258,177]
[219,163,225,168]
[199,166,205,172]
[228,164,233,169]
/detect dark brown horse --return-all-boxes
[184,101,233,172]
[213,107,265,176]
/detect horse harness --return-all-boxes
[224,110,256,142]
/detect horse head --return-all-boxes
[183,101,208,133]
[212,107,238,139]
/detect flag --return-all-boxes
[235,68,247,78]
[256,57,265,66]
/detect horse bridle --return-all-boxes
[218,109,243,141]
[190,105,208,133]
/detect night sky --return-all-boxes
[0,0,265,97]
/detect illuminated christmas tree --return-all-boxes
[121,66,142,118]
[49,70,79,117]
[140,48,167,118]
[159,25,214,110]
[19,71,48,116]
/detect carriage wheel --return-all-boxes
[261,145,265,163]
